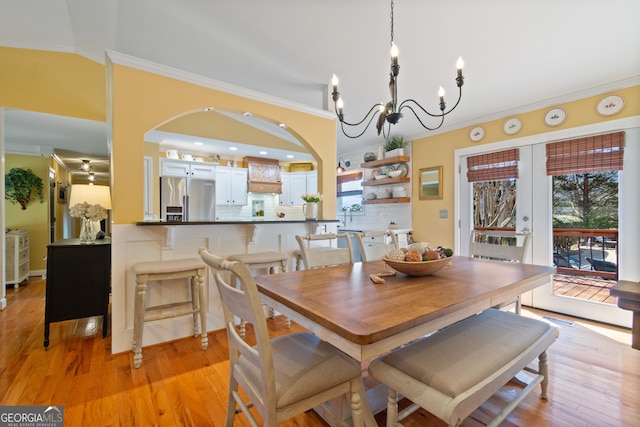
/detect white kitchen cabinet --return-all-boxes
[161,159,216,179]
[216,167,248,205]
[279,171,317,206]
[5,230,30,288]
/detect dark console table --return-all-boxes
[44,238,111,349]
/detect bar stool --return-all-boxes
[227,251,290,332]
[132,258,208,368]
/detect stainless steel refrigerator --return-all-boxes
[160,176,216,222]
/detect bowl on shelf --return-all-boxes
[365,192,377,200]
[374,174,389,180]
[382,255,452,276]
[388,170,403,178]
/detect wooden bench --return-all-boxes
[610,280,640,350]
[368,308,559,427]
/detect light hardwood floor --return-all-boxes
[1,277,639,426]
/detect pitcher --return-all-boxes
[302,202,317,220]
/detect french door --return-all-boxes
[457,124,639,328]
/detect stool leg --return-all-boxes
[190,275,199,337]
[133,276,147,369]
[197,269,208,350]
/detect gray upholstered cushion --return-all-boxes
[378,309,553,398]
[239,332,361,408]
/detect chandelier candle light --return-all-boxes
[331,0,465,139]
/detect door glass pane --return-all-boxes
[472,179,516,228]
[552,172,619,303]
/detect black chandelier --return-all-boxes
[331,0,465,139]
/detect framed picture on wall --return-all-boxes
[419,166,443,200]
[57,183,67,204]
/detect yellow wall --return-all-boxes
[0,47,105,120]
[108,61,336,223]
[411,85,640,249]
[5,154,50,271]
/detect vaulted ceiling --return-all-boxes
[2,0,639,168]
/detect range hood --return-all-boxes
[244,156,282,194]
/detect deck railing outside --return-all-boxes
[552,228,618,280]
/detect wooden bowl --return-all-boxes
[381,255,452,276]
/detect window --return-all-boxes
[337,171,363,213]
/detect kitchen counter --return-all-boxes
[136,219,339,226]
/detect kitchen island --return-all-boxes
[109,219,338,354]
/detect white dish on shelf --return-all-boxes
[388,170,402,178]
[374,174,389,180]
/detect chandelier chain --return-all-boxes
[390,0,394,45]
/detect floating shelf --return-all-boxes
[360,155,410,169]
[363,197,410,205]
[363,177,410,187]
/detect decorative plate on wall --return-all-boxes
[503,118,522,135]
[544,108,567,127]
[470,126,485,142]
[596,95,624,116]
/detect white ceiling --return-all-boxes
[2,0,639,167]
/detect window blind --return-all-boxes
[546,131,625,176]
[466,148,519,182]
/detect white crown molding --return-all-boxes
[4,142,52,157]
[105,50,335,121]
[408,75,640,142]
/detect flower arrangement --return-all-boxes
[300,193,323,203]
[69,202,109,221]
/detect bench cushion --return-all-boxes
[133,258,206,275]
[375,309,554,398]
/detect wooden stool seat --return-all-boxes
[132,258,208,368]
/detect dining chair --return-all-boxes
[198,248,365,427]
[355,230,399,261]
[295,233,354,269]
[469,229,532,314]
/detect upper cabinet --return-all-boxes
[215,166,248,206]
[280,170,317,206]
[161,159,216,179]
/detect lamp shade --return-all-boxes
[69,184,112,209]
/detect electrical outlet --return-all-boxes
[439,210,448,219]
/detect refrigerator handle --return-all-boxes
[183,194,189,222]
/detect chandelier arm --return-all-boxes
[339,111,382,139]
[401,105,446,131]
[335,103,385,127]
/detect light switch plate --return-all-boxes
[439,210,448,219]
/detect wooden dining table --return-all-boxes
[255,256,556,426]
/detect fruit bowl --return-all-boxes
[381,255,452,276]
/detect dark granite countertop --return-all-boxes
[136,219,339,226]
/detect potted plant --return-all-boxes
[384,135,407,158]
[389,220,399,230]
[4,167,45,210]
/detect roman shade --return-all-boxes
[467,148,519,182]
[546,131,625,176]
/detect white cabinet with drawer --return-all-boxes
[161,159,216,179]
[5,230,30,288]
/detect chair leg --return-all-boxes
[386,388,399,427]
